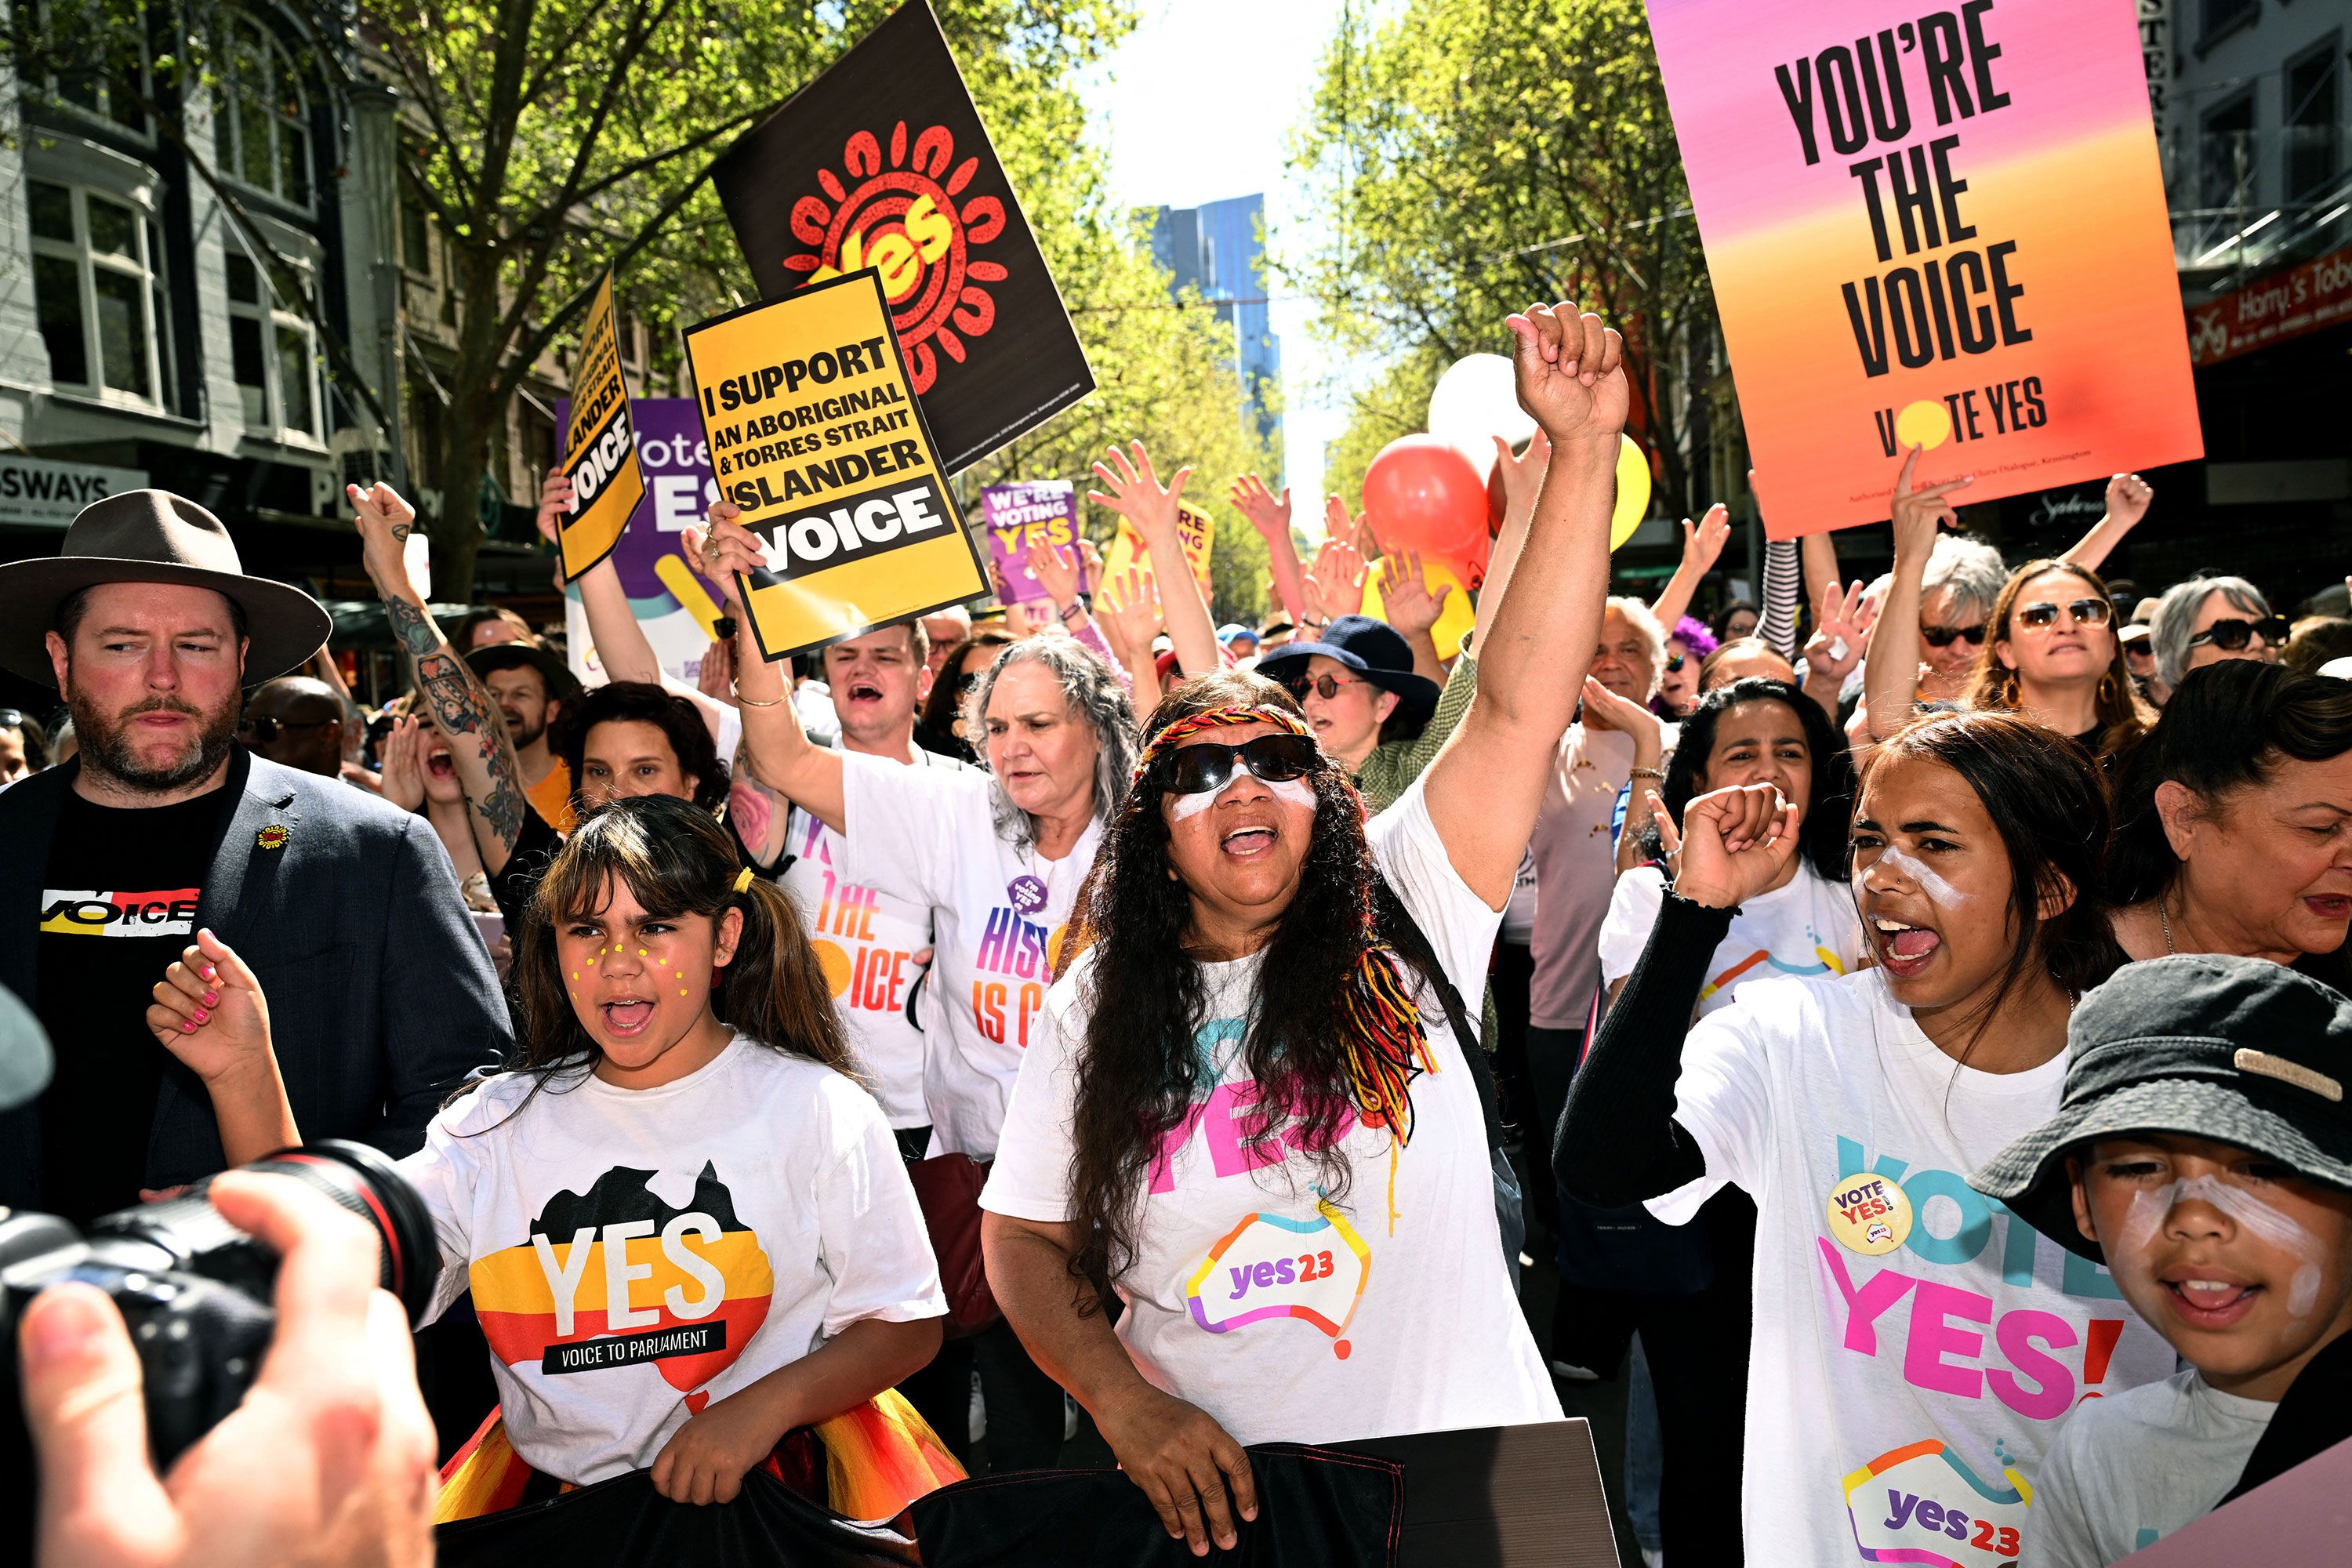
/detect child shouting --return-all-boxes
[1973,954,2352,1564]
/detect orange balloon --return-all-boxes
[1363,436,1489,563]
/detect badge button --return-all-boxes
[1826,1170,1911,1255]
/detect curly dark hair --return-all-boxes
[1059,670,1461,1298]
[1634,677,1853,883]
[554,680,728,815]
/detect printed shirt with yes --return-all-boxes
[1668,968,2175,1567]
[980,779,1561,1446]
[840,750,1098,1160]
[396,1036,945,1486]
[2028,1368,2274,1566]
[781,746,974,1131]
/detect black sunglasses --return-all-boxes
[2015,597,2113,630]
[2187,615,2288,652]
[240,715,341,745]
[0,708,24,728]
[1920,622,1987,648]
[1160,733,1319,796]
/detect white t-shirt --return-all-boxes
[1667,969,2176,1566]
[980,779,1561,1447]
[840,751,1100,1160]
[780,744,975,1131]
[2031,1369,2273,1566]
[1597,862,1862,1010]
[397,1036,945,1485]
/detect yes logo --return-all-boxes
[1842,1440,2027,1566]
[470,1163,772,1398]
[1184,1203,1370,1359]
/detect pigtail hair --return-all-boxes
[716,873,862,1083]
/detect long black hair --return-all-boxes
[1634,677,1852,883]
[1060,670,1458,1297]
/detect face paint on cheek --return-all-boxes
[2118,1174,2328,1314]
[1877,844,1968,908]
[1166,775,1320,822]
[1268,778,1319,812]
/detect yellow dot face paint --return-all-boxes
[680,989,688,997]
[638,949,648,957]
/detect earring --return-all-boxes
[2000,672,2020,707]
[2097,673,2117,706]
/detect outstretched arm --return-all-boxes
[350,483,528,875]
[1421,306,1624,906]
[1862,448,1972,741]
[2060,472,2153,573]
[1230,474,1305,626]
[1090,441,1219,677]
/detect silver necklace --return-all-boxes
[2159,898,2176,956]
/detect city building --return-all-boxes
[1147,194,1283,459]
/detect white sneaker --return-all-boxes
[1641,1549,1664,1568]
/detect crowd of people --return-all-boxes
[4,298,2351,1568]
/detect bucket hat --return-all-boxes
[1254,614,1442,734]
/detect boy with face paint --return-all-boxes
[1973,954,2352,1565]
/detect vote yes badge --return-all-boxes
[1827,1170,1912,1255]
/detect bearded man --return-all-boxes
[0,490,508,1220]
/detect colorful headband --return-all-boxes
[1129,703,1314,785]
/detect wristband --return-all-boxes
[733,686,783,708]
[1059,595,1091,622]
[1628,766,1666,782]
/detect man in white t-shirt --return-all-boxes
[730,619,972,1145]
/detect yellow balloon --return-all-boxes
[1363,557,1476,654]
[1612,434,1653,552]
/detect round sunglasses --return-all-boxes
[1160,733,1319,796]
[1284,671,1369,702]
[1921,622,1987,649]
[2014,597,2113,630]
[2187,615,2288,652]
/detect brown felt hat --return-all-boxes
[0,489,332,686]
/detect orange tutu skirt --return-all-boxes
[434,1388,965,1526]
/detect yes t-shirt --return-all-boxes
[1667,969,2176,1566]
[840,753,1098,1160]
[35,787,220,1219]
[781,746,972,1129]
[2030,1369,2273,1566]
[396,1036,945,1485]
[981,779,1561,1446]
[1597,862,1861,1015]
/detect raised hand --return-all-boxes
[1503,303,1628,448]
[1804,578,1868,684]
[147,930,274,1088]
[1661,782,1799,910]
[1088,440,1192,543]
[1229,474,1291,540]
[1889,445,1972,564]
[2104,472,2153,531]
[375,714,425,812]
[697,636,735,707]
[1679,503,1731,575]
[1025,532,1085,608]
[1301,536,1367,625]
[1374,546,1450,637]
[1579,674,1665,752]
[346,482,422,599]
[686,503,768,611]
[1491,426,1552,524]
[1097,565,1163,653]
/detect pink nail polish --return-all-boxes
[192,1009,208,1023]
[201,967,217,982]
[182,1021,196,1033]
[203,990,219,1006]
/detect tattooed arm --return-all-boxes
[349,483,529,873]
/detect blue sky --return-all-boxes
[1076,0,1355,508]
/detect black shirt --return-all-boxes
[34,786,222,1221]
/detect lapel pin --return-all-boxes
[256,824,291,851]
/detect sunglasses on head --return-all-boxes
[2015,597,2113,630]
[1284,672,1367,702]
[2187,615,2289,652]
[240,715,340,745]
[1159,733,1319,797]
[1920,622,1987,648]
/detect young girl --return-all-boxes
[399,796,952,1515]
[1557,710,2177,1565]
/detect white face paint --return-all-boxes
[1167,772,1319,822]
[2114,1173,2326,1316]
[1875,844,1969,908]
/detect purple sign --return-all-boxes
[981,481,1082,604]
[556,397,731,683]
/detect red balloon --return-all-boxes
[1363,436,1489,563]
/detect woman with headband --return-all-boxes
[975,303,1625,1557]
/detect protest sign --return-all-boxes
[555,270,646,575]
[981,481,1083,604]
[1097,501,1214,599]
[1646,0,2203,537]
[711,2,1094,475]
[683,268,985,661]
[553,397,728,687]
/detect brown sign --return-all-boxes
[2188,244,2352,368]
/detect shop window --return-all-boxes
[219,11,313,210]
[226,247,323,441]
[27,177,168,405]
[2285,41,2341,202]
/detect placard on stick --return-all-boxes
[684,269,985,660]
[557,270,647,578]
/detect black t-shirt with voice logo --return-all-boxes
[35,787,220,1220]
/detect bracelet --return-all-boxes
[1059,596,1090,622]
[1628,766,1666,782]
[732,686,784,708]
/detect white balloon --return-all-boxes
[1427,354,1537,474]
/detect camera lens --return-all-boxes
[89,1138,441,1325]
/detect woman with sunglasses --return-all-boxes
[1860,449,2008,743]
[1964,557,2151,764]
[1655,618,1718,717]
[2150,575,2285,695]
[976,303,1625,1557]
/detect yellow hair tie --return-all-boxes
[733,867,755,894]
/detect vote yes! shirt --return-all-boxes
[1668,970,2174,1567]
[780,746,971,1130]
[840,751,1098,1160]
[981,779,1560,1446]
[397,1035,945,1485]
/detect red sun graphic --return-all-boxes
[782,121,1010,394]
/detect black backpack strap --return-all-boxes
[1372,877,1506,1156]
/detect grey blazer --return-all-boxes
[0,747,512,1205]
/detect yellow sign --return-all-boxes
[557,270,646,579]
[1825,1170,1913,1257]
[1096,500,1214,599]
[683,270,985,661]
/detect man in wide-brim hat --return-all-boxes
[0,488,508,1221]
